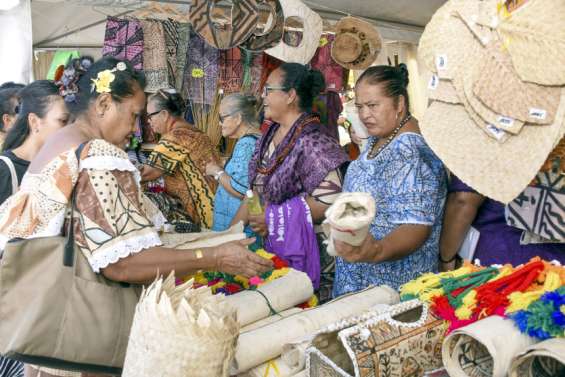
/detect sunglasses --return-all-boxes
[262,85,287,97]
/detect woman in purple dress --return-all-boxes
[439,175,564,270]
[233,63,348,301]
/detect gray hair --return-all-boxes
[221,93,259,128]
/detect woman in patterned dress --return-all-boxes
[333,64,448,297]
[0,57,271,377]
[140,89,220,229]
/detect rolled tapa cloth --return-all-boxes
[160,222,246,249]
[323,192,376,256]
[509,338,565,377]
[238,356,296,377]
[231,285,399,374]
[225,269,314,327]
[240,308,304,333]
[442,315,536,377]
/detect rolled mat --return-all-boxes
[442,315,536,377]
[160,222,246,249]
[225,269,314,327]
[238,357,296,377]
[509,339,565,377]
[231,285,399,374]
[241,308,304,333]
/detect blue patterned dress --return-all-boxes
[212,135,259,232]
[333,133,447,297]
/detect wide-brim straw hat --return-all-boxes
[330,16,382,70]
[241,0,285,52]
[265,0,322,64]
[421,89,565,204]
[496,0,565,86]
[190,0,259,50]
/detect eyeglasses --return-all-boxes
[262,85,287,97]
[219,110,240,123]
[146,110,162,120]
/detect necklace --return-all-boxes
[367,113,412,159]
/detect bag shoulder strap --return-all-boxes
[63,143,87,267]
[0,156,19,195]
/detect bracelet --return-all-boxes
[439,253,458,264]
[194,249,203,259]
[214,170,225,181]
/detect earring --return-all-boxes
[98,113,104,118]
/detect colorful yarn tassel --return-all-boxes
[510,287,565,340]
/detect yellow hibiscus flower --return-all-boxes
[91,70,115,93]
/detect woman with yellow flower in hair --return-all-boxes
[140,89,220,229]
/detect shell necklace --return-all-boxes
[367,114,412,159]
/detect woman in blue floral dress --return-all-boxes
[333,64,447,297]
[206,94,261,236]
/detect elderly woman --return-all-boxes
[333,64,447,297]
[140,89,220,229]
[0,57,271,377]
[205,94,261,233]
[233,63,348,300]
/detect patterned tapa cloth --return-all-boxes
[310,34,345,92]
[141,19,170,92]
[219,47,244,95]
[147,125,220,228]
[162,19,180,90]
[175,23,191,93]
[182,30,220,105]
[102,16,143,70]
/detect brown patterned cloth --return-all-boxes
[162,19,180,90]
[141,20,170,92]
[146,124,220,228]
[219,47,243,94]
[175,23,191,92]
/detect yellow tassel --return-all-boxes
[455,290,477,320]
[256,248,275,260]
[506,271,562,314]
[400,266,474,301]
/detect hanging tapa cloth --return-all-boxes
[102,17,143,70]
[310,34,345,92]
[141,19,170,92]
[241,50,264,95]
[162,19,180,90]
[182,30,220,105]
[219,47,244,95]
[175,23,191,93]
[259,53,282,92]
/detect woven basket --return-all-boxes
[122,275,239,377]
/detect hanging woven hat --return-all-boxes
[420,88,565,204]
[472,41,561,126]
[418,0,457,75]
[330,16,382,71]
[496,0,565,86]
[190,0,259,50]
[241,0,284,51]
[452,0,497,46]
[265,0,322,64]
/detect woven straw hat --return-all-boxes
[122,275,239,377]
[190,0,259,50]
[241,0,285,52]
[452,0,497,46]
[496,0,565,86]
[472,41,561,126]
[418,0,456,75]
[330,16,382,70]
[421,89,565,203]
[265,0,323,64]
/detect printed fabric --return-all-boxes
[102,16,144,70]
[147,126,219,228]
[0,139,164,272]
[141,19,170,92]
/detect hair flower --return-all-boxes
[91,69,115,94]
[116,62,127,71]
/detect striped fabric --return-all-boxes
[0,356,23,377]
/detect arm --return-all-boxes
[101,238,272,284]
[140,164,164,182]
[439,191,484,270]
[206,162,245,199]
[335,224,432,263]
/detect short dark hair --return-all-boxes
[357,63,410,110]
[0,82,25,90]
[3,80,60,151]
[66,57,146,116]
[279,63,325,112]
[0,88,21,131]
[148,89,186,117]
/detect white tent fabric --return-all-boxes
[0,0,33,84]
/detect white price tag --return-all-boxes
[529,108,547,120]
[486,124,507,141]
[428,74,439,90]
[436,54,448,71]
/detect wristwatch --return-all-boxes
[214,170,225,181]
